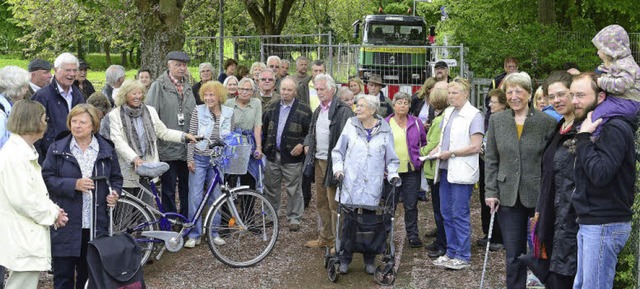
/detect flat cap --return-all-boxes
[167,51,190,62]
[78,59,90,70]
[28,58,53,72]
[434,61,448,69]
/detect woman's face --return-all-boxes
[447,84,468,109]
[393,98,410,116]
[138,72,151,88]
[355,98,374,121]
[238,82,254,101]
[126,88,144,108]
[547,82,575,117]
[252,68,263,80]
[505,84,529,113]
[489,96,506,113]
[226,79,238,95]
[535,94,548,110]
[203,90,221,110]
[349,81,361,94]
[70,112,93,140]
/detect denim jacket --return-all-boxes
[194,104,233,151]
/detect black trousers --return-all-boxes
[160,160,190,217]
[545,272,574,289]
[498,201,535,289]
[302,174,313,208]
[479,159,503,243]
[53,229,90,289]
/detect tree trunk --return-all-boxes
[121,50,128,66]
[104,41,112,66]
[135,0,186,79]
[538,0,555,25]
[76,39,84,60]
[243,0,297,36]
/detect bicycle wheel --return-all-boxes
[205,189,279,267]
[112,198,156,266]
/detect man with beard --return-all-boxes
[433,61,452,87]
[570,72,637,289]
[291,56,309,85]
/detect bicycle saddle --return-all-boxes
[135,162,170,178]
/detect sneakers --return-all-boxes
[445,259,470,270]
[432,255,452,267]
[364,262,376,275]
[184,237,201,248]
[212,236,226,246]
[289,223,301,232]
[305,239,333,248]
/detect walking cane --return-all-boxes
[479,211,496,289]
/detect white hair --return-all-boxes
[53,52,79,69]
[238,77,255,88]
[105,65,126,86]
[356,94,380,111]
[199,62,214,72]
[223,76,239,87]
[267,55,281,65]
[313,73,336,92]
[0,66,30,99]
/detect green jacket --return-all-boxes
[420,115,443,180]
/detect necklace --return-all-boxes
[561,118,574,132]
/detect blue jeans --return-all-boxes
[438,169,472,261]
[187,154,221,239]
[573,222,631,289]
[160,160,189,217]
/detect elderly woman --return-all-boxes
[192,62,214,105]
[430,77,484,270]
[136,69,152,91]
[107,80,197,200]
[419,88,449,258]
[42,104,122,289]
[485,72,556,288]
[347,77,365,96]
[185,81,234,248]
[0,100,68,288]
[0,66,30,148]
[250,62,267,90]
[224,78,263,188]
[532,71,579,288]
[337,87,356,111]
[332,94,400,275]
[223,76,239,99]
[384,92,426,248]
[410,77,437,130]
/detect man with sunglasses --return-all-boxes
[255,68,280,111]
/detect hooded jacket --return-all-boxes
[592,24,640,102]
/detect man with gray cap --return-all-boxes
[27,58,53,97]
[145,51,196,217]
[102,65,126,107]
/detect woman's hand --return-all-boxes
[55,208,69,228]
[485,198,500,214]
[254,147,263,159]
[334,171,344,181]
[106,190,119,208]
[133,157,145,170]
[187,161,196,173]
[75,177,95,193]
[439,150,453,160]
[184,133,198,143]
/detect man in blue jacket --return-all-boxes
[32,53,85,163]
[570,72,637,289]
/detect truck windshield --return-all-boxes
[364,23,426,45]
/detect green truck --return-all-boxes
[353,14,431,85]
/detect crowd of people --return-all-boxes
[0,24,638,289]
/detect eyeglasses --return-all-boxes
[570,92,594,99]
[269,65,280,69]
[239,88,253,92]
[260,78,274,82]
[546,91,569,100]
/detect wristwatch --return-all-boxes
[450,152,456,158]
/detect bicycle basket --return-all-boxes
[221,143,252,175]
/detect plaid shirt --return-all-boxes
[168,71,184,97]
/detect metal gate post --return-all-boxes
[460,43,465,78]
[328,31,333,76]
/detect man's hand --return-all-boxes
[304,145,309,155]
[334,171,344,181]
[290,144,304,156]
[106,191,119,207]
[579,111,603,134]
[485,198,500,214]
[75,177,95,193]
[55,208,69,228]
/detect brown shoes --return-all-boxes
[304,239,334,248]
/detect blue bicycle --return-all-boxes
[111,142,279,267]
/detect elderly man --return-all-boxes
[145,51,196,217]
[266,56,282,90]
[291,56,309,85]
[297,60,326,111]
[192,62,214,105]
[365,74,393,117]
[32,53,85,163]
[27,58,53,97]
[217,58,237,83]
[102,64,126,107]
[570,73,637,289]
[279,59,290,79]
[304,74,354,248]
[255,68,280,111]
[74,60,96,100]
[262,77,312,232]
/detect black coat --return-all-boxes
[536,120,578,276]
[42,133,123,257]
[262,99,312,164]
[303,96,354,186]
[409,94,435,124]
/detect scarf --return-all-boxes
[120,103,157,158]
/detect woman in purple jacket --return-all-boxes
[385,92,427,247]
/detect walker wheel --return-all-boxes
[327,259,339,282]
[374,264,396,285]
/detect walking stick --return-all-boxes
[479,211,496,289]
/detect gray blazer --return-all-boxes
[484,108,556,208]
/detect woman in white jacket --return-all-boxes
[106,80,196,200]
[332,94,400,275]
[0,100,68,289]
